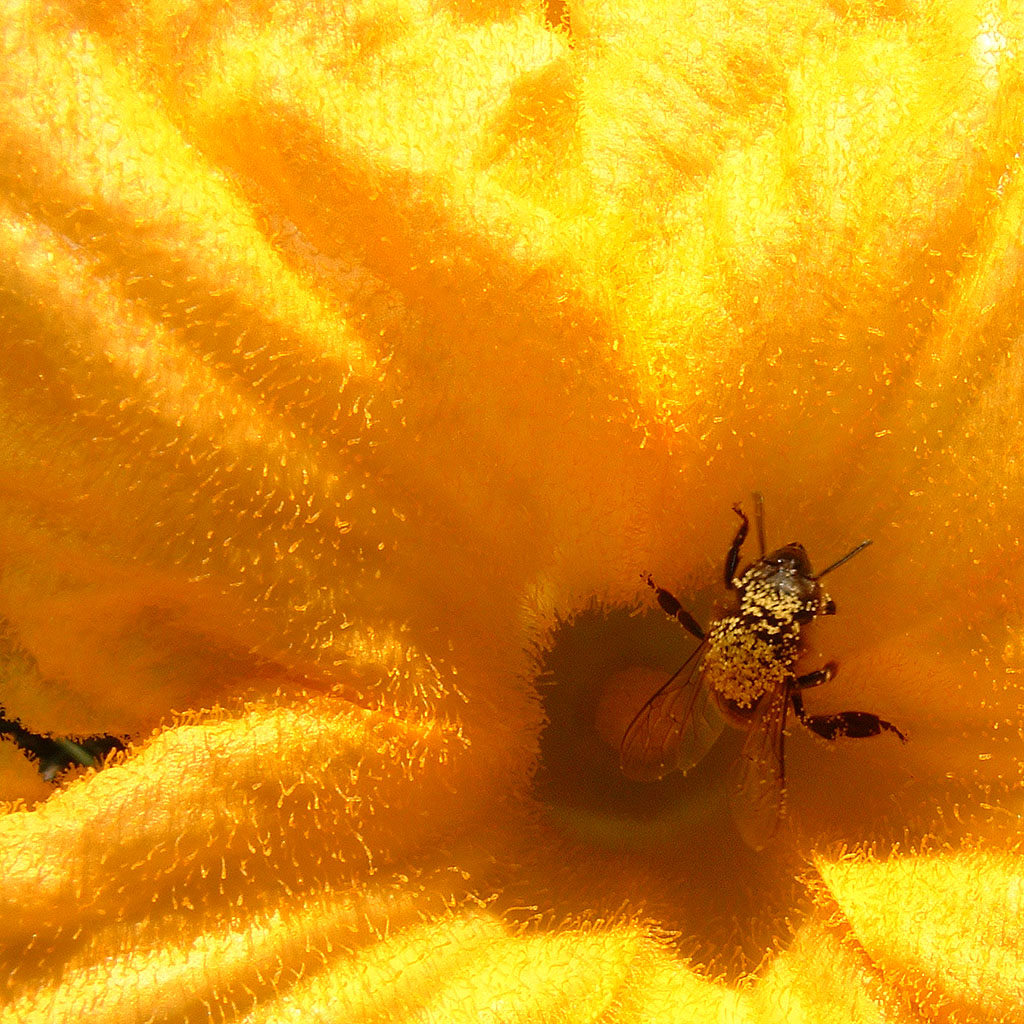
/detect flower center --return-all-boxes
[530,603,812,976]
[534,603,739,845]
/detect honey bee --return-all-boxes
[621,494,906,849]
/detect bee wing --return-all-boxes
[728,680,788,851]
[619,642,725,781]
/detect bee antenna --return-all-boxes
[813,539,872,579]
[753,491,766,558]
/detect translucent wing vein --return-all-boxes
[620,643,726,781]
[728,682,787,850]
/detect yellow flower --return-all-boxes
[2,0,1023,1020]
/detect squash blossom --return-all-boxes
[2,0,1023,1020]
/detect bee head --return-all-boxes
[751,543,821,620]
[763,543,813,579]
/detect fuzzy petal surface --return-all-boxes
[2,0,1024,1020]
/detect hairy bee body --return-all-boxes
[620,495,905,849]
[703,553,828,719]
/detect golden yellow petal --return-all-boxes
[753,917,912,1024]
[5,888,443,1024]
[0,692,468,937]
[817,847,1024,1021]
[245,918,748,1024]
[2,0,1024,1019]
[243,913,509,1024]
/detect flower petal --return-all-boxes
[3,0,1024,1019]
[0,693,478,940]
[817,847,1024,1021]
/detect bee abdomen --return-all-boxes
[703,616,795,711]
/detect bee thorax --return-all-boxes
[738,575,813,624]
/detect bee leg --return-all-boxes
[793,662,836,689]
[791,691,907,742]
[725,504,750,589]
[643,575,705,640]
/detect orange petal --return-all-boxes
[817,847,1024,1020]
